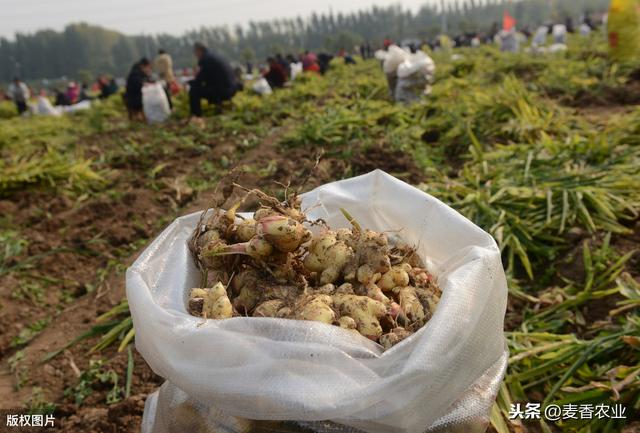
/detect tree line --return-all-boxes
[0,0,608,83]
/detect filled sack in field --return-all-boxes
[552,24,567,44]
[142,83,171,124]
[34,96,61,116]
[397,51,435,79]
[497,29,520,53]
[382,45,410,100]
[548,43,568,53]
[532,25,549,47]
[395,74,431,103]
[608,0,640,61]
[395,51,436,103]
[382,45,409,75]
[290,62,303,80]
[374,49,388,61]
[579,23,592,36]
[252,78,273,95]
[128,170,509,433]
[58,100,91,113]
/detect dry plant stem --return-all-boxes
[340,207,362,233]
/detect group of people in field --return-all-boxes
[1,9,607,122]
[257,50,356,90]
[120,42,360,126]
[2,74,119,116]
[0,41,355,124]
[121,43,242,125]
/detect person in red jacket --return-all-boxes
[263,57,288,89]
[301,51,320,73]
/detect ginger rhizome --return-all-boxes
[187,184,441,349]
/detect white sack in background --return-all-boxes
[290,62,303,80]
[142,83,171,124]
[532,26,549,47]
[252,77,273,95]
[552,24,568,44]
[34,96,61,116]
[57,100,91,113]
[382,45,410,75]
[396,51,436,79]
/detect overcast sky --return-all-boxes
[0,0,434,39]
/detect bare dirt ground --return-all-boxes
[0,118,425,433]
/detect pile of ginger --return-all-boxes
[187,185,441,350]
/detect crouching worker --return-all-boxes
[124,58,152,121]
[189,42,239,126]
[264,57,288,89]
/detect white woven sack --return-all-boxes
[383,45,410,75]
[142,82,170,124]
[128,170,509,433]
[252,77,273,95]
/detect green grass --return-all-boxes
[64,359,123,406]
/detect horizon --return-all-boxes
[0,0,433,40]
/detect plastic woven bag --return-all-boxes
[374,49,388,61]
[396,51,435,80]
[291,62,303,80]
[552,24,567,44]
[608,0,640,61]
[252,77,273,95]
[382,45,409,75]
[548,43,568,53]
[531,26,549,47]
[58,100,91,113]
[498,30,520,53]
[395,74,430,104]
[579,24,592,36]
[142,83,170,124]
[394,51,436,104]
[128,170,509,433]
[35,96,61,116]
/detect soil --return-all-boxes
[1,86,638,433]
[349,145,424,184]
[502,219,640,335]
[0,114,422,433]
[560,79,640,108]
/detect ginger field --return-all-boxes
[0,35,639,433]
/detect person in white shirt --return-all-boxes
[8,77,30,114]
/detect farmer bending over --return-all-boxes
[124,58,152,121]
[189,42,239,126]
[264,57,288,89]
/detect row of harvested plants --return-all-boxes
[187,185,441,349]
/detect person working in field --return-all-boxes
[301,50,320,73]
[97,75,118,99]
[124,58,152,121]
[154,49,175,108]
[65,82,79,105]
[79,83,92,102]
[155,49,175,83]
[263,57,288,89]
[275,53,291,78]
[188,42,239,126]
[8,77,30,115]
